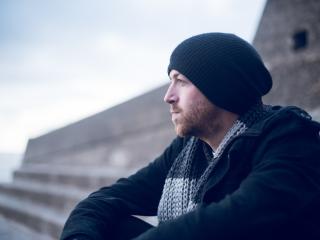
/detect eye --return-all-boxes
[177,78,188,86]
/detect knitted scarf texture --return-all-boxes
[157,104,271,223]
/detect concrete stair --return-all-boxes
[0,165,134,239]
[0,215,54,240]
[0,181,86,214]
[13,165,133,191]
[0,193,63,239]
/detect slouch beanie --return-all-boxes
[167,32,272,114]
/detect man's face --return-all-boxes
[164,69,224,138]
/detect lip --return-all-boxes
[170,112,179,123]
[170,107,180,114]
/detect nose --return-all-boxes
[163,83,177,104]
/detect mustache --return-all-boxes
[170,105,182,113]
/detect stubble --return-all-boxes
[172,98,223,139]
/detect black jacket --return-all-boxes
[61,106,320,240]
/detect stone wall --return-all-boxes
[23,84,174,169]
[253,0,320,118]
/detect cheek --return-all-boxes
[178,86,209,114]
[181,90,201,107]
[188,92,206,109]
[190,96,214,119]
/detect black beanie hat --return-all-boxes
[168,32,272,115]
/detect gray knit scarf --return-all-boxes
[157,104,271,223]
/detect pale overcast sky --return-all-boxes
[0,0,267,154]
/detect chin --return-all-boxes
[175,125,193,137]
[174,125,184,137]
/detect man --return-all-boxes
[61,33,320,240]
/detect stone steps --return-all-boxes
[0,181,87,214]
[3,164,160,239]
[0,193,65,239]
[13,165,133,191]
[0,165,135,239]
[0,178,88,238]
[0,214,55,240]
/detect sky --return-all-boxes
[0,0,267,155]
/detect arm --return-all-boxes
[133,130,320,239]
[60,137,185,240]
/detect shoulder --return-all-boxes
[251,105,320,138]
[247,105,320,163]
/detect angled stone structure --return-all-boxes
[0,85,175,239]
[253,0,320,119]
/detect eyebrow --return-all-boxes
[169,72,180,80]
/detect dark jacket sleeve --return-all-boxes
[132,122,320,240]
[60,137,185,240]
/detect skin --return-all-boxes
[164,69,239,150]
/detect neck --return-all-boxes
[201,112,239,151]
